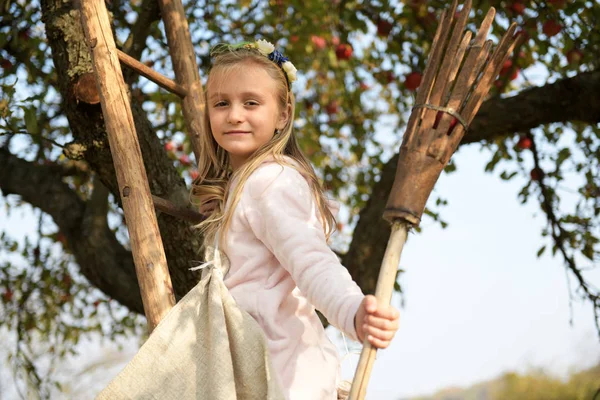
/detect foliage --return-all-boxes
[492,365,600,400]
[0,205,145,396]
[411,363,600,400]
[0,0,599,396]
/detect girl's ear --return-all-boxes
[277,102,292,130]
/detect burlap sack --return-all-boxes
[96,251,284,400]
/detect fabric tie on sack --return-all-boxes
[96,247,284,400]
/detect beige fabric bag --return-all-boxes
[96,246,284,400]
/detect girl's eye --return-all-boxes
[214,101,228,107]
[245,100,259,106]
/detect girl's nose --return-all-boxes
[227,104,244,124]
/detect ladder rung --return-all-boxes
[117,50,188,98]
[151,195,204,224]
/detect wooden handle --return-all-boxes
[349,222,409,399]
[79,0,176,332]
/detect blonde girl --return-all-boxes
[191,40,399,400]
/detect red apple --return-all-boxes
[500,59,513,76]
[542,20,562,37]
[177,143,184,151]
[93,300,101,308]
[510,68,520,81]
[449,118,458,133]
[359,82,370,90]
[2,290,13,302]
[433,111,458,134]
[335,43,353,60]
[311,35,327,50]
[190,170,199,180]
[290,35,299,43]
[331,36,340,46]
[566,48,583,65]
[164,141,175,152]
[377,19,393,37]
[179,154,191,166]
[530,167,544,181]
[404,71,422,91]
[0,58,13,70]
[325,101,339,115]
[516,136,532,150]
[509,2,526,15]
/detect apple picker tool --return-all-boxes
[348,0,520,398]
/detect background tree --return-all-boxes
[0,0,599,395]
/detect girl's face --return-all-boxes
[207,63,289,170]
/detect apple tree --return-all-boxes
[0,0,599,395]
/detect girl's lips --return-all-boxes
[225,131,250,134]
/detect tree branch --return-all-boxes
[464,71,600,144]
[528,133,600,334]
[0,148,144,314]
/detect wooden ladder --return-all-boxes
[78,0,205,332]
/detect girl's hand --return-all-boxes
[354,295,399,349]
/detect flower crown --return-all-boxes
[210,40,298,86]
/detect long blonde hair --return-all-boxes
[190,45,336,248]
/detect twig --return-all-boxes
[0,129,65,149]
[528,131,600,335]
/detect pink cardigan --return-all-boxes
[221,158,365,400]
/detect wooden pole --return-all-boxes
[348,222,409,399]
[117,50,188,98]
[156,0,205,164]
[79,0,175,332]
[152,195,204,224]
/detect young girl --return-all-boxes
[191,40,400,400]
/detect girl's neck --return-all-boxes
[229,156,244,171]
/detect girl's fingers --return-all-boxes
[363,295,378,313]
[364,314,399,331]
[377,306,399,319]
[366,334,392,349]
[362,324,396,342]
[363,301,399,320]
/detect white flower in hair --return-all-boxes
[255,39,275,56]
[282,61,297,83]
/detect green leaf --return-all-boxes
[22,106,39,135]
[536,245,546,258]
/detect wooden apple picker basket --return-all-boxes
[348,0,519,398]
